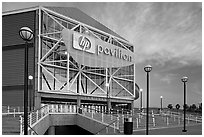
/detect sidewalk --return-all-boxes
[132,124,202,135]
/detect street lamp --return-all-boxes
[160,96,163,112]
[28,75,33,112]
[144,65,152,135]
[181,76,188,132]
[106,83,110,113]
[140,89,143,111]
[19,27,34,135]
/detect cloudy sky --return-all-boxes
[2,2,202,108]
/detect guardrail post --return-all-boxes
[65,105,68,113]
[7,106,10,113]
[41,108,43,118]
[60,104,63,113]
[20,115,23,135]
[136,118,139,128]
[91,109,94,119]
[71,105,73,113]
[36,110,38,121]
[13,109,16,117]
[111,112,113,120]
[166,116,169,126]
[117,117,119,129]
[47,105,49,114]
[196,117,197,123]
[69,105,71,112]
[153,117,155,127]
[113,123,116,133]
[29,113,32,127]
[102,112,104,122]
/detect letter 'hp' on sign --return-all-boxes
[79,36,91,51]
[73,32,95,54]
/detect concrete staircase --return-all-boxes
[2,115,20,135]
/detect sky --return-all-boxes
[2,2,202,108]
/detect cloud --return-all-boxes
[160,73,177,84]
[89,2,202,67]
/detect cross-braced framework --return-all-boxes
[37,7,136,100]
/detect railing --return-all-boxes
[162,111,202,124]
[95,119,119,134]
[20,105,50,135]
[2,106,24,117]
[18,105,203,135]
[79,106,120,134]
[20,103,121,135]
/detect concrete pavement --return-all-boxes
[132,124,202,135]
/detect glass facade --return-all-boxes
[38,7,135,100]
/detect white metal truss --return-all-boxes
[112,78,134,96]
[37,7,135,99]
[81,71,106,94]
[40,38,62,62]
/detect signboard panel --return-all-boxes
[62,29,134,68]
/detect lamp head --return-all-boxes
[28,75,33,80]
[144,65,152,72]
[160,96,163,99]
[181,76,188,82]
[19,27,33,41]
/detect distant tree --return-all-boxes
[199,103,202,110]
[190,104,197,112]
[175,104,180,110]
[183,104,189,110]
[167,104,173,109]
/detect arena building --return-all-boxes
[2,6,139,112]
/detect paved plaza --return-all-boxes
[132,124,202,135]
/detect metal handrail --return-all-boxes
[95,119,119,134]
[29,104,49,114]
[28,124,38,135]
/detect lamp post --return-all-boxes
[28,75,33,112]
[106,83,110,113]
[140,89,143,111]
[160,96,163,112]
[19,27,34,135]
[181,76,188,132]
[144,65,152,135]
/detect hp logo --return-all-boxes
[73,32,95,54]
[78,36,91,51]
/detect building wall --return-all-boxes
[2,11,36,107]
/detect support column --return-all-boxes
[77,96,81,110]
[77,65,82,110]
[67,53,70,90]
[106,68,112,112]
[35,92,41,109]
[48,126,55,135]
[131,101,134,115]
[107,99,111,112]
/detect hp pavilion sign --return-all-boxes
[62,29,134,67]
[73,33,95,53]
